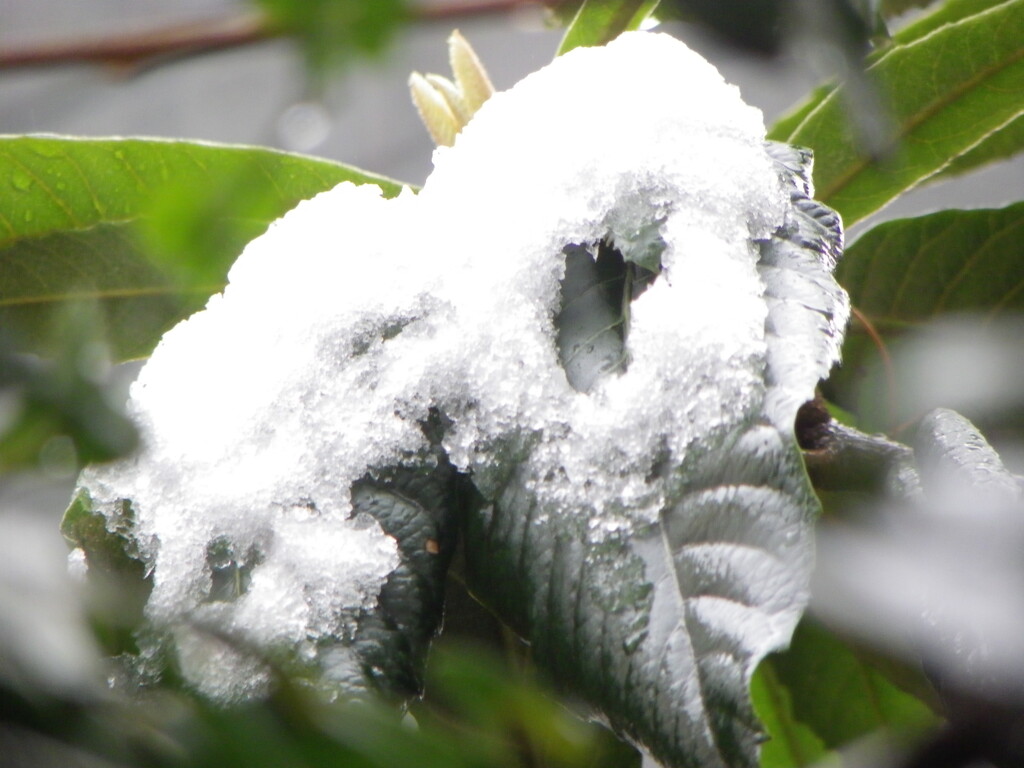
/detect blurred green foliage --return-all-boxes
[254,0,409,82]
[0,304,136,473]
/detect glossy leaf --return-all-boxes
[769,0,1024,225]
[557,0,661,55]
[0,136,406,359]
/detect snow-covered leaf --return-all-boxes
[444,38,848,768]
[69,438,459,700]
[73,32,847,767]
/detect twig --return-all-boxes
[797,398,919,497]
[0,1,547,73]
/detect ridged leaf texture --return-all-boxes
[461,144,848,768]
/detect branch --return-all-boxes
[796,398,919,498]
[0,1,547,73]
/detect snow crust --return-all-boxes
[80,32,827,699]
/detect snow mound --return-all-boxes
[78,31,844,700]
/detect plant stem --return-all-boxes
[797,399,920,498]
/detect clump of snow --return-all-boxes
[79,31,841,699]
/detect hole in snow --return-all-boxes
[555,237,660,393]
[205,537,264,603]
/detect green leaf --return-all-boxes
[340,448,461,700]
[750,661,830,768]
[763,619,938,752]
[839,202,1024,324]
[933,111,1024,181]
[889,0,1012,43]
[556,0,661,55]
[769,0,1024,225]
[829,202,1024,425]
[0,135,406,360]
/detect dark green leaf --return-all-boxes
[556,0,661,55]
[656,0,788,54]
[70,418,460,702]
[0,135,407,360]
[769,0,1024,225]
[340,445,461,701]
[828,202,1024,420]
[839,202,1024,325]
[763,619,938,751]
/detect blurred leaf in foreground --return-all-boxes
[254,0,408,80]
[0,303,136,474]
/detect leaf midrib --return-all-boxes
[0,283,222,308]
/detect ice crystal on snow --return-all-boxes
[78,32,847,703]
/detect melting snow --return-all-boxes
[79,31,832,699]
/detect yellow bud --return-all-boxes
[408,71,460,147]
